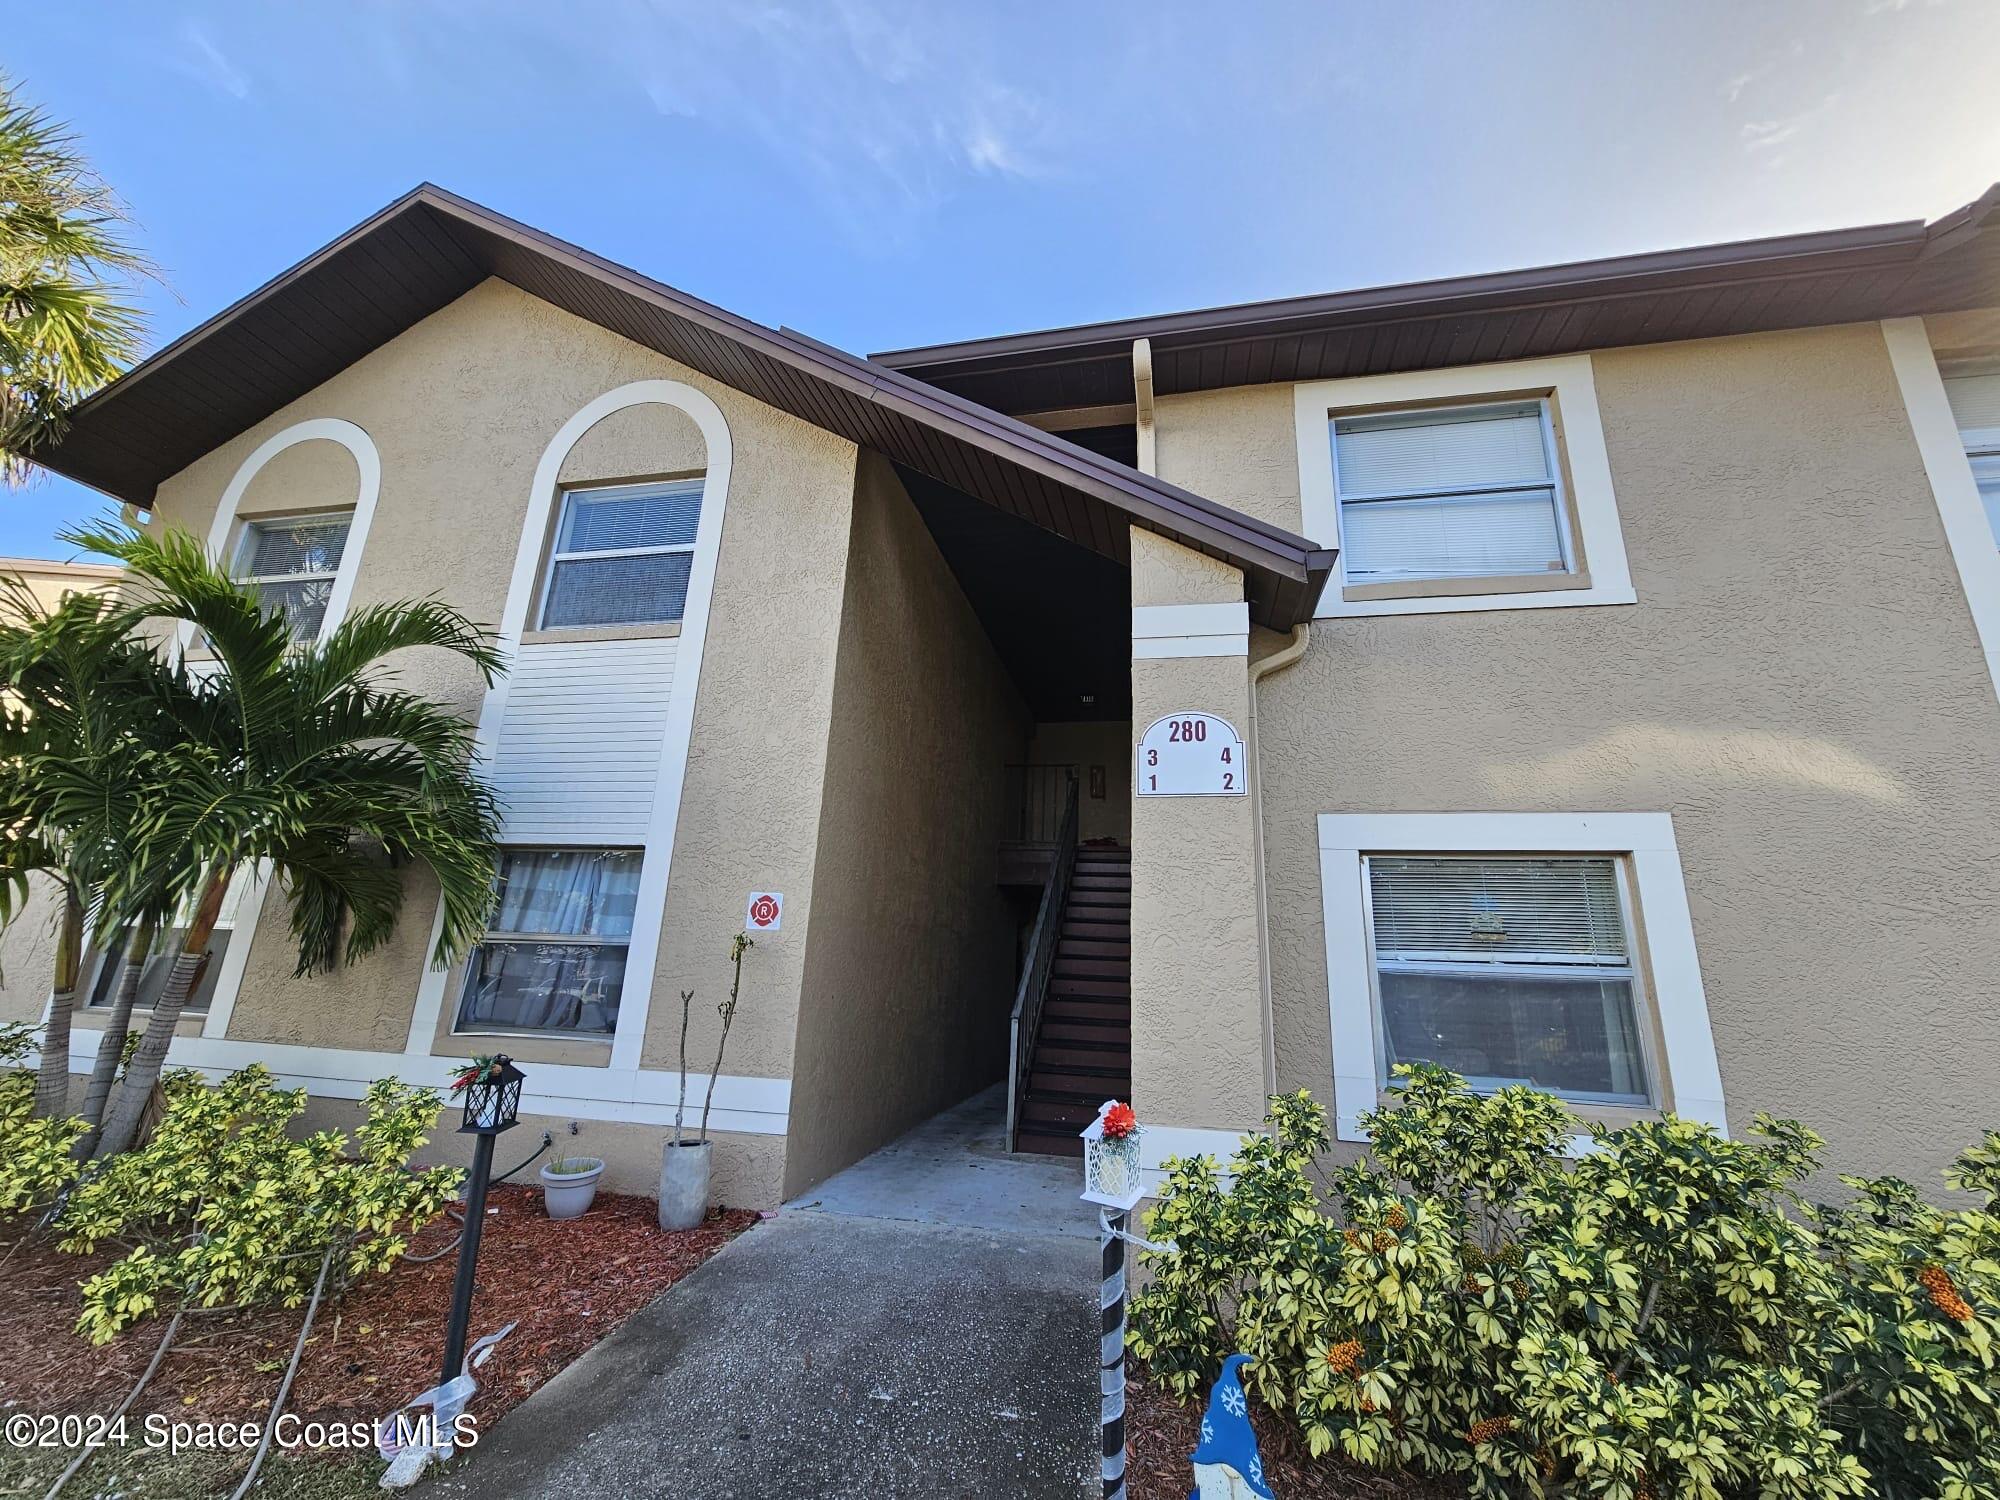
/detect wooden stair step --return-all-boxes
[1058,938,1131,960]
[1052,958,1127,981]
[1022,1094,1104,1128]
[1049,977,1130,998]
[1044,996,1130,1018]
[1014,1130,1085,1159]
[1030,1071,1130,1098]
[1035,1042,1129,1069]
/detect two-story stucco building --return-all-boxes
[7,183,1998,1203]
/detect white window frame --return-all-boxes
[1881,320,2000,701]
[1295,353,1636,617]
[453,844,644,1041]
[535,478,704,631]
[1317,811,1725,1143]
[231,511,354,640]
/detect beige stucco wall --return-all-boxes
[782,453,1030,1195]
[1160,322,2000,1185]
[140,280,859,1109]
[120,279,870,1204]
[296,1094,784,1205]
[1024,721,1132,843]
[1127,530,1269,1135]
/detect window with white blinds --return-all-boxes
[1331,401,1571,583]
[539,478,704,630]
[234,514,352,640]
[1364,854,1649,1106]
[1942,371,2000,547]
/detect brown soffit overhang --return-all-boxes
[874,184,2000,416]
[31,185,1334,630]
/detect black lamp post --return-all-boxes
[440,1055,523,1390]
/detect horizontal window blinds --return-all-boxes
[1943,371,2000,434]
[242,517,350,577]
[1333,402,1566,581]
[1340,491,1566,580]
[1367,855,1627,965]
[1334,402,1549,497]
[558,480,703,553]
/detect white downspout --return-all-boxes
[1247,623,1310,1101]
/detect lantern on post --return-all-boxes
[1082,1099,1145,1500]
[440,1055,523,1399]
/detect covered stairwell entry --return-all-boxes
[1015,843,1131,1156]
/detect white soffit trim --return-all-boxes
[1881,318,2000,703]
[1294,354,1636,618]
[191,419,381,1041]
[1315,810,1726,1144]
[403,379,735,1075]
[1132,601,1250,658]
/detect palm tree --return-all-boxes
[56,522,506,1158]
[0,78,154,482]
[0,577,184,1119]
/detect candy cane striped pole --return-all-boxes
[1100,1205,1128,1500]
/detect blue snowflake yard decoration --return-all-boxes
[1189,1354,1274,1499]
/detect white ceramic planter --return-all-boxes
[539,1158,605,1220]
[659,1139,713,1230]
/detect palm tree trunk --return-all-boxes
[76,916,152,1154]
[93,870,227,1159]
[33,886,84,1118]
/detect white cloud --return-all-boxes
[172,17,251,100]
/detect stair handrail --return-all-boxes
[1007,769,1081,1152]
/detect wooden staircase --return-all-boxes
[1015,846,1131,1158]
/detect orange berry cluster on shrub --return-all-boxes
[1920,1264,1976,1323]
[1466,1415,1514,1445]
[1383,1204,1408,1230]
[1325,1339,1363,1376]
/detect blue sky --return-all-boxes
[6,0,1998,556]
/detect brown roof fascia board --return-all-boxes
[33,184,1333,624]
[872,185,2000,382]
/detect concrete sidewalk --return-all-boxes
[427,1096,1099,1498]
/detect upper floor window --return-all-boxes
[538,478,704,630]
[1942,369,2000,546]
[1332,400,1570,585]
[1294,354,1636,618]
[234,513,352,640]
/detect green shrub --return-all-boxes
[56,1063,459,1343]
[0,1021,85,1216]
[1129,1066,2000,1499]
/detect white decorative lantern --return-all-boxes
[1080,1099,1146,1211]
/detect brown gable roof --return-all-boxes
[875,185,2000,415]
[31,186,1334,629]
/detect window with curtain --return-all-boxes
[1331,400,1571,584]
[234,514,352,640]
[538,479,704,629]
[1942,370,2000,547]
[1364,854,1650,1106]
[456,848,641,1036]
[86,866,253,1013]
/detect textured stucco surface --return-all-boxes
[783,454,1029,1196]
[296,1094,784,1205]
[1231,322,2000,1185]
[1127,531,1267,1132]
[1130,524,1245,606]
[145,281,860,1117]
[1024,721,1132,842]
[0,874,62,1027]
[1155,386,1304,534]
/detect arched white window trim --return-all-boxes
[163,419,384,1041]
[402,380,735,1078]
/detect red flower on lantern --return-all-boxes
[1102,1102,1137,1139]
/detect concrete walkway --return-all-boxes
[428,1088,1099,1499]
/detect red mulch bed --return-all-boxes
[0,1186,757,1429]
[1125,1362,1464,1499]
